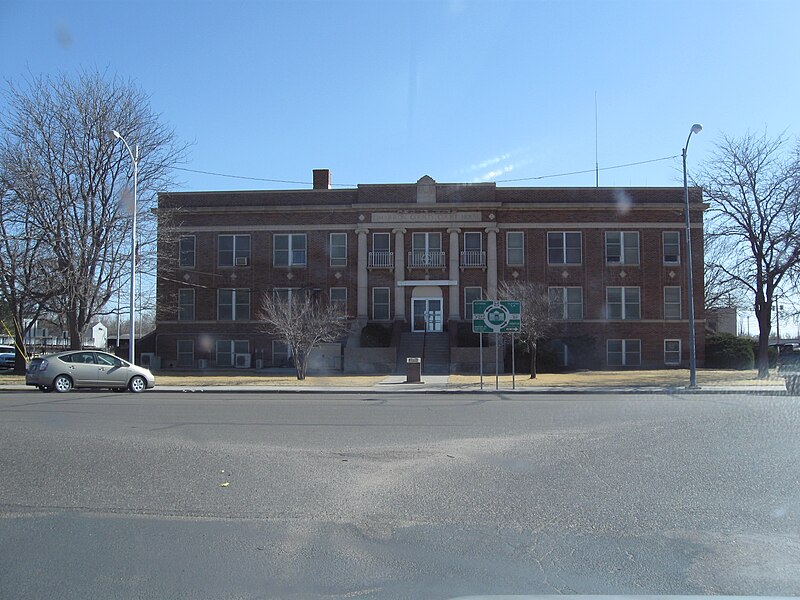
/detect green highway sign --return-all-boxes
[472,300,521,333]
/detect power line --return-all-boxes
[494,154,680,183]
[172,167,355,187]
[173,154,681,188]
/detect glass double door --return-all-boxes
[412,298,443,332]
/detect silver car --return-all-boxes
[26,350,156,393]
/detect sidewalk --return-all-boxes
[0,372,790,395]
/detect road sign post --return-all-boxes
[472,300,522,390]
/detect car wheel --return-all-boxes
[53,375,73,393]
[128,376,147,393]
[38,385,53,393]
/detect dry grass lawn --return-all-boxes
[449,369,783,387]
[0,368,785,388]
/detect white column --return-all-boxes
[393,228,406,320]
[486,226,498,300]
[357,227,368,319]
[448,228,461,320]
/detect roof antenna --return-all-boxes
[595,91,599,188]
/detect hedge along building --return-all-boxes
[151,169,705,373]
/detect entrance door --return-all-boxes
[412,298,443,332]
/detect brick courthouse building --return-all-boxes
[151,169,705,372]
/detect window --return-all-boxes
[373,232,391,252]
[330,233,347,267]
[372,287,390,320]
[462,232,485,267]
[96,353,122,367]
[664,339,681,365]
[177,340,194,367]
[274,233,307,267]
[218,289,250,321]
[178,288,195,321]
[370,232,393,268]
[179,235,195,268]
[663,231,681,264]
[330,287,347,315]
[506,232,524,265]
[605,231,639,265]
[607,339,641,366]
[664,286,681,320]
[272,340,292,367]
[464,287,483,320]
[218,234,251,267]
[412,232,441,253]
[216,340,249,367]
[607,287,640,320]
[549,287,583,320]
[547,232,581,265]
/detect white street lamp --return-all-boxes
[682,123,702,388]
[111,129,139,364]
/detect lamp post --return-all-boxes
[682,123,702,388]
[111,130,139,364]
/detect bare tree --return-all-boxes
[0,70,187,349]
[0,178,58,371]
[703,229,746,311]
[498,280,553,378]
[696,131,800,378]
[258,290,349,380]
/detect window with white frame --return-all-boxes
[606,286,641,320]
[506,232,524,265]
[216,340,249,367]
[464,287,483,320]
[373,232,391,252]
[217,288,250,321]
[664,286,682,320]
[274,233,307,267]
[663,231,681,264]
[218,234,251,267]
[330,287,348,316]
[329,233,347,267]
[607,339,641,366]
[179,235,196,268]
[547,232,582,265]
[178,288,195,321]
[272,340,293,367]
[177,340,194,367]
[549,287,583,320]
[664,339,681,365]
[372,287,390,321]
[410,232,443,267]
[605,231,640,265]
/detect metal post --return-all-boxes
[682,124,702,389]
[495,331,499,391]
[112,130,138,365]
[479,332,483,390]
[511,333,516,390]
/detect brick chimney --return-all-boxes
[312,169,331,190]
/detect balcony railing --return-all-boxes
[460,250,486,267]
[368,251,394,268]
[408,250,445,268]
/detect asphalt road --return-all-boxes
[1,389,799,599]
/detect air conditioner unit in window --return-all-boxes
[235,353,251,369]
[235,257,249,266]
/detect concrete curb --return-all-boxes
[0,384,790,395]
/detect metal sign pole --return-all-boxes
[495,331,499,391]
[479,332,483,390]
[512,333,516,390]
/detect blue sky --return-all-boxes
[2,0,799,192]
